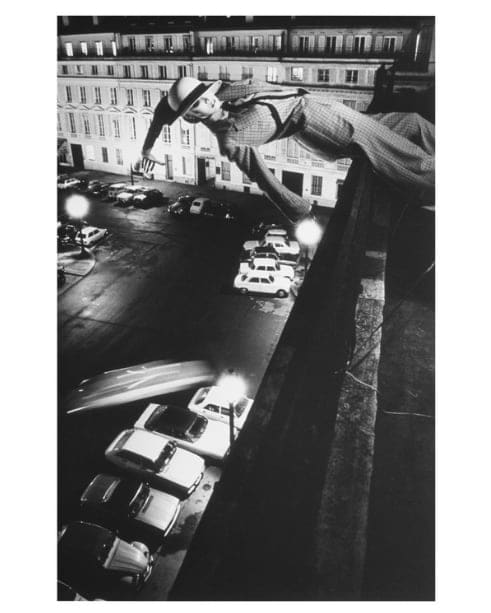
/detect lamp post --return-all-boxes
[66,194,89,257]
[217,369,246,448]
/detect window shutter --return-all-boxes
[335,35,343,53]
[367,70,375,86]
[234,36,239,49]
[395,35,403,51]
[292,35,298,50]
[221,36,227,49]
[345,35,354,52]
[308,35,314,48]
[365,35,372,52]
[269,35,274,50]
[374,35,383,51]
[212,37,217,48]
[248,36,253,49]
[318,35,326,51]
[258,36,264,46]
[338,68,345,83]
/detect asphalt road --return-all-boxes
[58,189,296,600]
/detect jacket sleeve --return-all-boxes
[141,96,176,154]
[221,141,311,223]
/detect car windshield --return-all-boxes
[156,441,177,470]
[147,405,195,439]
[107,478,143,515]
[128,483,150,517]
[187,415,208,439]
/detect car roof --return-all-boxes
[119,429,165,461]
[201,386,239,407]
[80,226,100,232]
[81,473,121,504]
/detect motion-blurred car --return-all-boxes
[133,189,168,209]
[64,359,214,414]
[134,403,230,462]
[202,200,236,221]
[188,385,254,430]
[74,225,108,247]
[234,270,291,298]
[239,256,295,280]
[57,177,81,190]
[80,473,180,545]
[243,236,300,258]
[58,521,154,596]
[105,428,205,498]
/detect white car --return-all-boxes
[58,177,81,189]
[243,236,300,258]
[233,270,291,298]
[188,385,253,430]
[239,257,296,280]
[134,403,230,462]
[74,225,108,247]
[105,428,205,499]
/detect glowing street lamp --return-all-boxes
[295,216,323,268]
[217,369,246,448]
[66,194,90,256]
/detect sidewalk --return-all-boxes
[58,247,96,294]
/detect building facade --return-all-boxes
[57,16,434,207]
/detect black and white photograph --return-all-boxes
[6,4,489,608]
[54,13,437,602]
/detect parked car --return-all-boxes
[114,191,136,207]
[187,385,254,430]
[74,225,108,247]
[134,403,230,462]
[243,236,300,258]
[189,196,209,215]
[58,177,81,190]
[239,256,296,280]
[74,178,89,191]
[248,244,281,259]
[80,473,180,545]
[105,428,205,499]
[168,195,194,217]
[91,182,110,198]
[107,182,131,200]
[58,264,66,287]
[86,180,103,192]
[251,222,289,239]
[133,189,168,209]
[58,521,154,596]
[234,270,291,298]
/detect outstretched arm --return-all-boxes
[221,142,311,224]
[137,96,176,173]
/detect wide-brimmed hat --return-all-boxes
[168,77,222,118]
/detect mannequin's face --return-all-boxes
[184,93,220,121]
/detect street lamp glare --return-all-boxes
[218,370,246,404]
[66,194,90,219]
[295,217,323,247]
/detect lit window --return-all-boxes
[111,41,117,56]
[94,87,102,104]
[65,42,73,57]
[145,37,154,52]
[65,86,72,103]
[180,123,190,145]
[273,35,282,51]
[112,119,120,138]
[383,36,396,54]
[318,69,329,82]
[298,36,309,53]
[325,36,337,54]
[204,37,213,55]
[116,148,123,165]
[162,125,171,143]
[221,162,231,181]
[127,89,134,106]
[267,66,278,83]
[110,87,118,105]
[164,37,173,53]
[79,86,86,104]
[98,114,105,136]
[102,146,108,162]
[143,90,151,107]
[80,41,88,56]
[95,41,104,56]
[86,145,95,160]
[354,36,367,54]
[311,175,323,196]
[345,70,358,84]
[291,67,304,81]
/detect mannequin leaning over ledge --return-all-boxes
[136,77,435,233]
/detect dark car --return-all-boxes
[202,200,237,222]
[74,178,89,191]
[168,195,194,217]
[246,244,279,259]
[133,189,168,209]
[251,222,287,239]
[80,473,180,547]
[58,521,154,597]
[91,182,110,198]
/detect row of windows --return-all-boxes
[64,40,117,57]
[61,64,374,88]
[64,85,157,108]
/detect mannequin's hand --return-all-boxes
[133,152,165,174]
